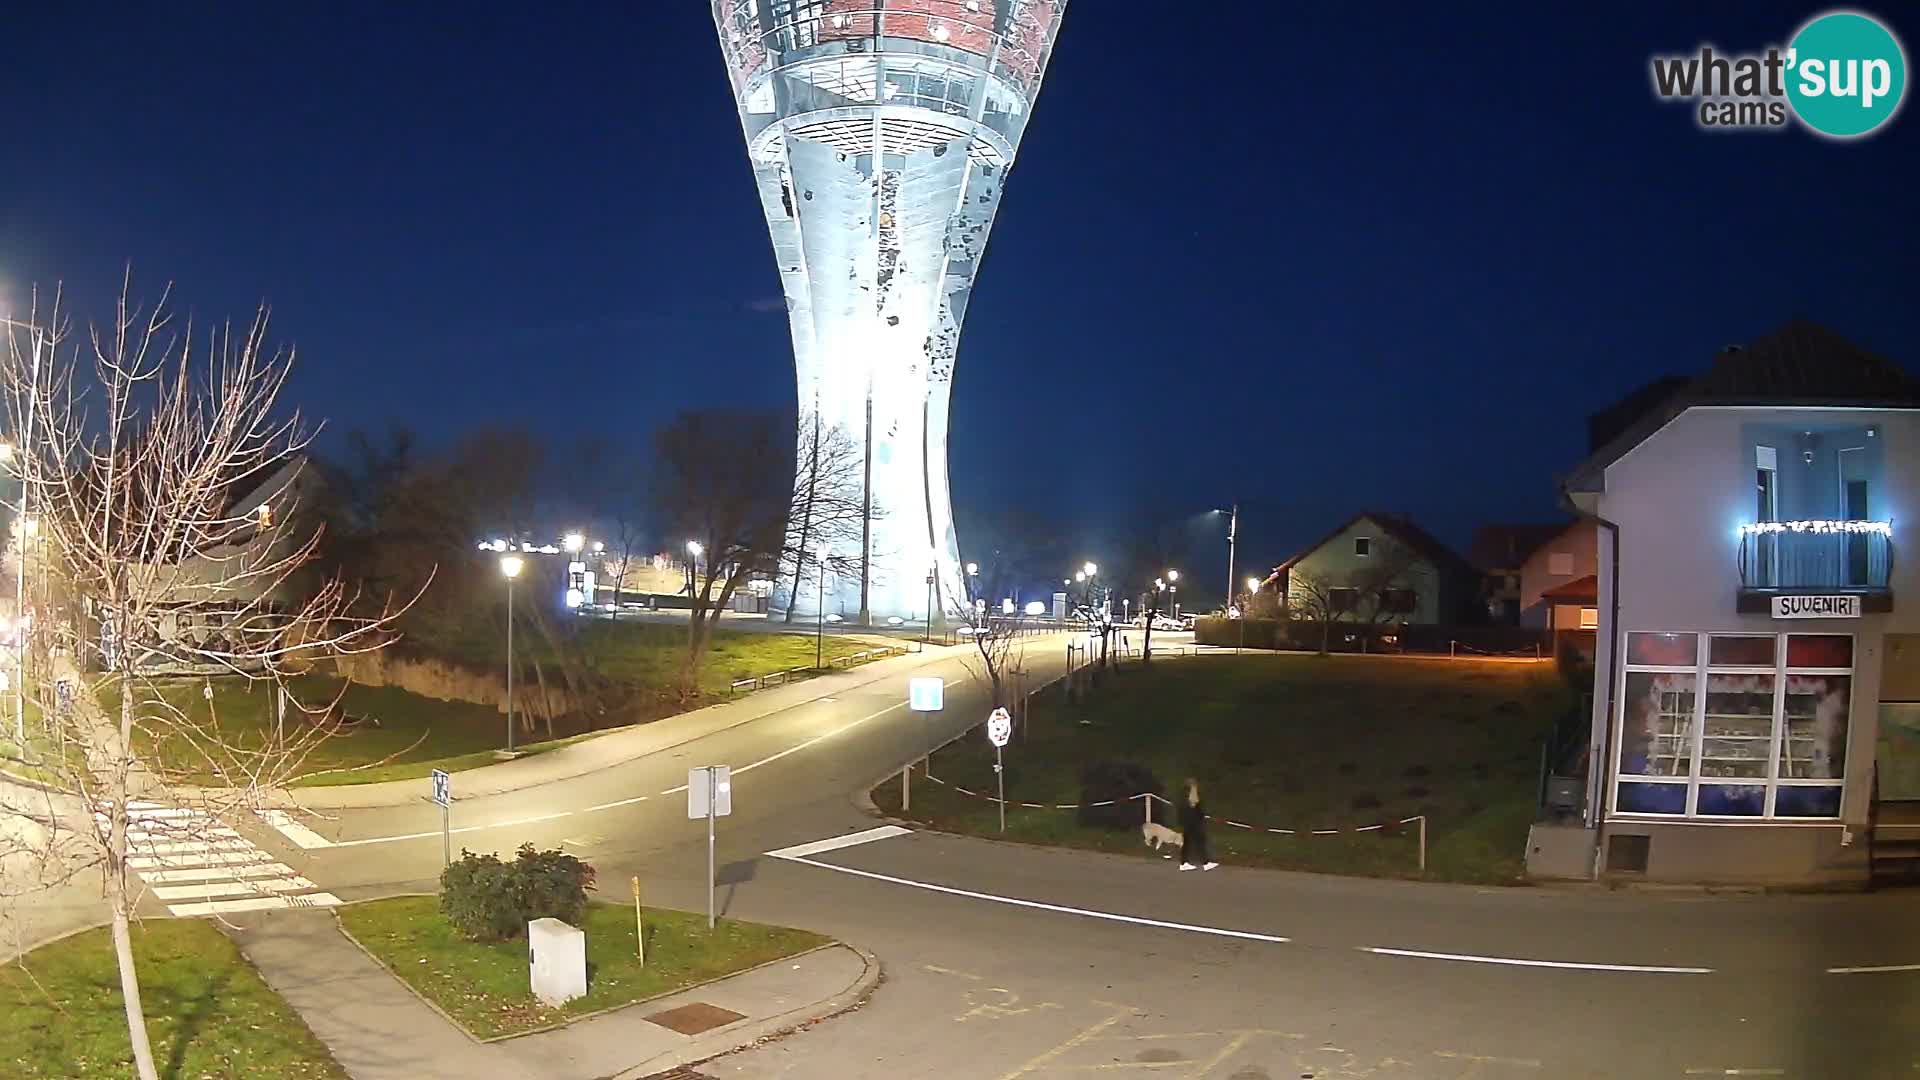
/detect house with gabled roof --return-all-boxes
[1271,512,1483,627]
[1533,321,1920,886]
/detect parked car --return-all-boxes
[1133,613,1186,632]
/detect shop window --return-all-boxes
[1774,785,1843,818]
[1614,631,1850,820]
[1708,635,1775,667]
[1626,632,1697,667]
[1618,672,1695,778]
[1696,784,1766,816]
[1786,634,1853,669]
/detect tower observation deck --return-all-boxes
[711,1,1067,623]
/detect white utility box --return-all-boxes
[528,917,587,1007]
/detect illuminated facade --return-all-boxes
[711,1,1068,621]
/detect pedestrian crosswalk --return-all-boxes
[101,801,340,916]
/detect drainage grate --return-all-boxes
[643,1001,748,1036]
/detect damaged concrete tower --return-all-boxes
[711,1,1068,623]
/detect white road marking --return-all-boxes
[325,811,573,848]
[167,892,342,917]
[336,699,915,844]
[152,876,316,901]
[119,804,340,916]
[1361,946,1712,974]
[1826,962,1920,974]
[582,796,649,812]
[142,862,291,884]
[770,852,1290,944]
[765,825,911,860]
[1683,1069,1785,1076]
[259,809,335,850]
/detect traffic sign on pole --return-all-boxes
[688,766,732,929]
[986,707,1012,748]
[909,677,944,712]
[431,769,452,865]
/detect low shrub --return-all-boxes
[440,843,597,942]
[1077,760,1165,831]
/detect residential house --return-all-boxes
[1518,520,1600,636]
[1469,524,1567,624]
[1531,321,1920,886]
[1275,512,1482,627]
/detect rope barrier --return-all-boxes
[918,770,1422,836]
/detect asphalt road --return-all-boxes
[168,632,1920,1077]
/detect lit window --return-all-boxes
[1578,607,1598,630]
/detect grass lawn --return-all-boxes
[338,896,831,1039]
[583,621,901,697]
[0,919,344,1079]
[874,654,1570,884]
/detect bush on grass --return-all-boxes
[440,843,597,942]
[1077,760,1164,831]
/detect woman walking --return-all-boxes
[1178,778,1218,871]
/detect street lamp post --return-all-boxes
[1167,569,1180,618]
[500,555,524,753]
[815,550,827,670]
[685,540,703,597]
[1218,505,1238,618]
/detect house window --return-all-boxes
[1578,607,1598,630]
[1613,631,1850,820]
[1381,588,1417,614]
[1548,552,1573,576]
[1354,537,1371,557]
[1329,587,1358,613]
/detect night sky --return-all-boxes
[1,3,1915,584]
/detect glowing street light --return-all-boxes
[563,532,585,554]
[1083,561,1097,577]
[500,555,524,753]
[1074,571,1085,583]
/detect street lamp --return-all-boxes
[499,555,524,753]
[685,540,703,595]
[1166,569,1180,618]
[563,532,584,554]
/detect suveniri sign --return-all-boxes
[1772,594,1862,619]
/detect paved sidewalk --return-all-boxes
[224,908,879,1080]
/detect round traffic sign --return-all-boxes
[986,707,1012,748]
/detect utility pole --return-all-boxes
[1225,502,1238,615]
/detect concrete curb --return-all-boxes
[608,944,882,1080]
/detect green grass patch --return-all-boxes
[0,919,344,1079]
[876,654,1568,884]
[338,895,831,1039]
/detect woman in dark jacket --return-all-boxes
[1178,778,1218,871]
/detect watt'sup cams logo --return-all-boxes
[1650,9,1907,138]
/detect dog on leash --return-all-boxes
[1141,822,1182,852]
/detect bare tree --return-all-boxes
[952,563,1030,709]
[0,278,405,1080]
[777,411,870,624]
[652,409,866,700]
[1283,568,1351,654]
[1349,546,1423,652]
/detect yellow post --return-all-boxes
[641,868,656,960]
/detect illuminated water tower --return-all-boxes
[711,1,1068,623]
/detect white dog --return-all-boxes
[1141,822,1182,852]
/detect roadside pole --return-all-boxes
[688,765,732,930]
[631,876,645,966]
[431,769,451,866]
[987,708,1011,833]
